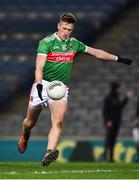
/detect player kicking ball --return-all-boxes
[18,13,133,166]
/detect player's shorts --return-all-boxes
[133,127,139,143]
[29,79,69,108]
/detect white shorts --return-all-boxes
[29,80,69,108]
[133,128,139,143]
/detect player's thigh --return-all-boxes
[26,106,42,124]
[49,99,68,122]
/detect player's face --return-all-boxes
[116,86,123,94]
[57,21,74,40]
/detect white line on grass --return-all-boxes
[34,169,139,174]
[1,169,139,175]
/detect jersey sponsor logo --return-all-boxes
[47,52,76,62]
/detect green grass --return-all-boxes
[0,162,139,179]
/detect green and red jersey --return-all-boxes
[37,33,87,85]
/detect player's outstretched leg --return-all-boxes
[18,133,30,153]
[18,107,42,153]
[42,149,59,167]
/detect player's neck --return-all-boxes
[55,32,69,41]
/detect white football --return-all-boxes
[47,81,66,100]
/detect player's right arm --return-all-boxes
[35,38,49,100]
[35,55,46,84]
[35,55,46,100]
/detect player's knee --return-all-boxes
[23,118,34,128]
[56,121,63,129]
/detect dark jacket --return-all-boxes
[103,92,128,125]
[136,99,139,117]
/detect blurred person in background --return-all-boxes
[133,98,139,162]
[102,82,133,162]
[18,12,133,167]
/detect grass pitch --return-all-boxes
[0,162,139,179]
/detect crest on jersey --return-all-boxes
[70,44,73,49]
[69,43,73,51]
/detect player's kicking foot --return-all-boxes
[18,133,30,153]
[42,149,59,167]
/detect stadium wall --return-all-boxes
[0,139,137,163]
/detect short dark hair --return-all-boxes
[60,13,77,24]
[110,81,121,91]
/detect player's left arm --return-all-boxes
[86,47,133,65]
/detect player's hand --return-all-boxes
[127,91,134,98]
[36,83,43,100]
[117,56,133,65]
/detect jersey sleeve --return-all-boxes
[37,40,49,56]
[77,40,88,53]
